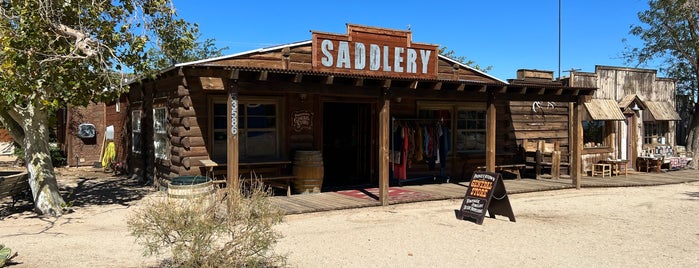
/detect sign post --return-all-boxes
[457,171,516,225]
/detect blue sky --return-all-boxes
[172,0,653,80]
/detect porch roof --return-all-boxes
[177,65,597,102]
[584,99,625,121]
[643,101,681,121]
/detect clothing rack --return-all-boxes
[390,117,451,186]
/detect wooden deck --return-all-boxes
[271,169,699,215]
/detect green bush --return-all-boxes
[12,143,67,167]
[0,244,18,267]
[127,179,287,267]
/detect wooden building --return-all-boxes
[126,24,596,202]
[56,97,129,168]
[564,66,681,173]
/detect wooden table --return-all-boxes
[600,159,629,176]
[637,156,662,173]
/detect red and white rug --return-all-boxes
[336,187,431,202]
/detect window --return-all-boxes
[131,110,141,154]
[583,121,605,147]
[644,121,668,145]
[417,102,486,154]
[153,107,168,159]
[456,109,486,152]
[211,98,280,162]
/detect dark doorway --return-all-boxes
[322,102,372,189]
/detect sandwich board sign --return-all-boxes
[457,171,516,225]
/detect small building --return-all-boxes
[126,24,595,201]
[56,97,129,168]
[564,66,682,172]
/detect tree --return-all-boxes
[0,0,216,216]
[624,0,699,167]
[439,47,493,73]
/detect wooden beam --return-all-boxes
[520,87,528,94]
[571,98,583,189]
[537,88,546,95]
[325,75,334,85]
[486,95,496,172]
[379,92,390,206]
[456,83,465,91]
[229,69,239,80]
[354,78,364,87]
[382,79,392,88]
[226,83,240,190]
[409,80,418,89]
[258,70,268,81]
[498,86,507,93]
[478,85,487,92]
[293,73,303,83]
[432,82,442,90]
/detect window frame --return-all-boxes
[209,96,281,162]
[416,101,487,155]
[582,120,607,148]
[153,107,168,160]
[131,110,142,154]
[643,121,669,145]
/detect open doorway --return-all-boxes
[322,102,373,189]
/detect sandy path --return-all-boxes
[1,179,698,267]
[273,182,699,267]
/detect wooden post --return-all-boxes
[486,93,496,172]
[379,90,390,206]
[571,98,583,189]
[226,71,240,190]
[551,151,561,179]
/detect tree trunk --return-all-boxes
[686,104,699,169]
[20,104,66,216]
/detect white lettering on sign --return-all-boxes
[354,43,366,70]
[319,39,432,75]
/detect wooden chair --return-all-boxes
[592,162,612,177]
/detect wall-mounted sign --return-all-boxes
[291,110,313,132]
[457,171,516,225]
[312,24,439,79]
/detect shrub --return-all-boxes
[12,142,66,167]
[127,179,287,267]
[0,244,18,267]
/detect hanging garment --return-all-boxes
[101,141,115,169]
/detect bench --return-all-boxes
[200,160,295,196]
[0,171,30,206]
[475,164,526,180]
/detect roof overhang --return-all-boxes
[172,65,596,102]
[643,101,681,121]
[584,99,626,121]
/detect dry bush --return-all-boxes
[127,179,286,267]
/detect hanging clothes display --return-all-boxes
[390,118,451,181]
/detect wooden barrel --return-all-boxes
[167,176,214,206]
[293,151,324,194]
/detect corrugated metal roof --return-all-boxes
[584,99,625,120]
[644,101,681,121]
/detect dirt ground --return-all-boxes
[1,167,698,267]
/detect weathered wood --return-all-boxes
[171,146,209,157]
[170,106,197,118]
[168,95,193,109]
[551,151,561,179]
[172,116,198,129]
[176,85,189,97]
[169,126,202,137]
[379,97,390,206]
[171,136,206,149]
[486,98,496,172]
